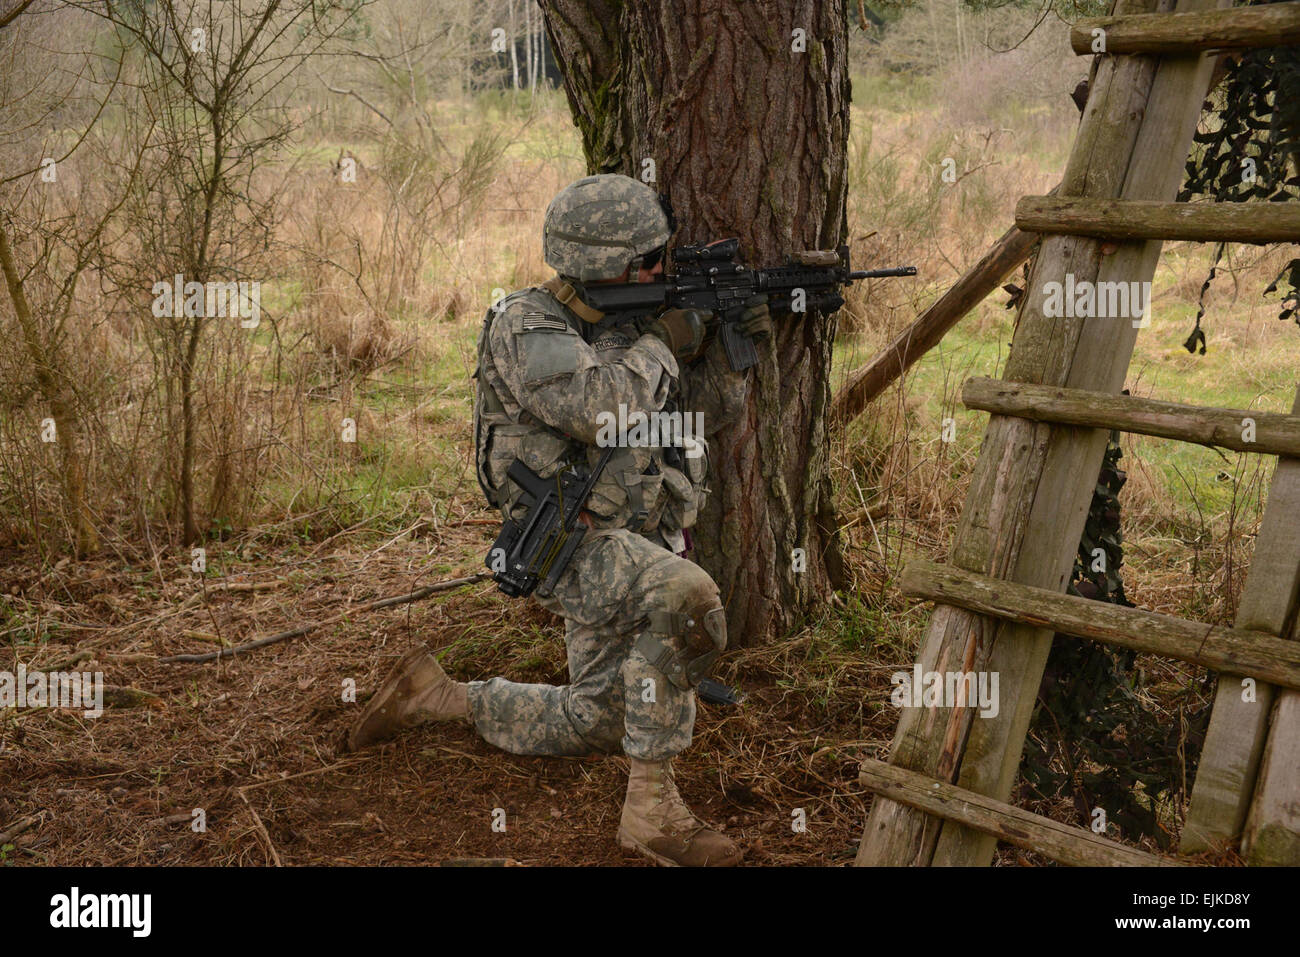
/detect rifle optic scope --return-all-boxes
[675,237,740,263]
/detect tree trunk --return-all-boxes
[527,1,538,92]
[0,217,98,557]
[510,0,521,91]
[540,0,851,642]
[179,315,204,545]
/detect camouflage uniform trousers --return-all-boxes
[466,528,722,761]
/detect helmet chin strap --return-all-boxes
[543,275,605,324]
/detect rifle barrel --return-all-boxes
[850,267,918,279]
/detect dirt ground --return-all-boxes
[3,498,1224,868]
[0,518,903,867]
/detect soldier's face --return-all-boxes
[636,258,664,284]
[596,255,664,286]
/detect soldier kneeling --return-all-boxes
[345,174,769,867]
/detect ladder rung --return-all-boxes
[1071,2,1300,56]
[859,759,1181,867]
[1015,196,1300,244]
[900,561,1300,691]
[963,377,1300,458]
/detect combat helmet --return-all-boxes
[543,174,671,283]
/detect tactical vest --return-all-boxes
[473,285,710,540]
[473,289,568,511]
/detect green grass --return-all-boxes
[837,252,1299,525]
[819,591,919,658]
[851,69,938,114]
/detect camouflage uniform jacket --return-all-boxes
[474,282,746,552]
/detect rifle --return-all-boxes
[486,447,615,599]
[579,238,916,371]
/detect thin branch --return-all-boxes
[159,573,491,664]
[0,0,38,33]
[315,72,394,128]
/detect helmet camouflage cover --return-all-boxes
[543,174,672,283]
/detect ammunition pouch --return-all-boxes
[660,439,709,532]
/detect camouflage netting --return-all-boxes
[1178,0,1300,351]
[1021,431,1212,847]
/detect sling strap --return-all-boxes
[542,276,606,325]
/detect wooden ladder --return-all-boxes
[855,0,1300,867]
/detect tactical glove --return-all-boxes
[725,294,772,340]
[646,308,708,361]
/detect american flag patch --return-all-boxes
[520,312,569,332]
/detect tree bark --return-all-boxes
[510,0,521,91]
[540,0,852,642]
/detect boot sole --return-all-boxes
[618,827,681,867]
[344,647,438,751]
[617,827,743,867]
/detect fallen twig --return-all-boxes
[238,758,366,792]
[151,811,194,827]
[0,809,52,845]
[42,649,94,671]
[182,629,231,647]
[210,581,285,594]
[237,788,283,867]
[159,573,491,664]
[840,502,889,530]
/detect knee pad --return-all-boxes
[634,567,726,691]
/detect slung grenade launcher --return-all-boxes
[580,237,916,371]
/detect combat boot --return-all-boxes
[344,646,469,752]
[618,757,742,867]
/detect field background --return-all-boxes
[0,0,1294,864]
